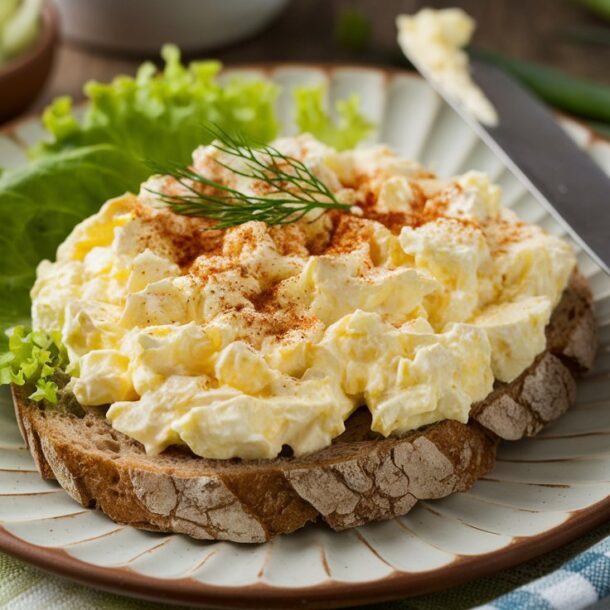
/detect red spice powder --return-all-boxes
[134,149,525,348]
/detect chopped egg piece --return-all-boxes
[473,297,552,382]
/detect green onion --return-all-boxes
[0,0,19,27]
[572,0,610,22]
[589,120,610,139]
[559,25,610,46]
[335,7,372,52]
[470,47,610,123]
[0,0,42,64]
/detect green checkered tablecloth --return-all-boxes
[1,520,609,610]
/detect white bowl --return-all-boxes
[55,0,290,54]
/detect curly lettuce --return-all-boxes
[35,46,374,161]
[0,326,68,403]
[294,85,374,150]
[33,45,280,164]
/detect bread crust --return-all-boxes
[11,271,597,543]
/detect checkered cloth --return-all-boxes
[474,536,610,610]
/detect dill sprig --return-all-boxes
[147,125,352,229]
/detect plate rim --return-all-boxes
[0,496,609,609]
[0,62,609,609]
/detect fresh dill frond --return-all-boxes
[147,125,353,229]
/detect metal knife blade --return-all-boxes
[410,56,610,275]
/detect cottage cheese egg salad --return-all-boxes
[25,132,574,460]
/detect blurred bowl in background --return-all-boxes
[55,0,291,54]
[0,1,58,122]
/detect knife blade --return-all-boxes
[409,55,610,275]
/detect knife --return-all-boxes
[406,55,610,275]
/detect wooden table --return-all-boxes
[33,0,610,113]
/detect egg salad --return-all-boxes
[30,134,575,459]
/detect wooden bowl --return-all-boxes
[0,1,59,123]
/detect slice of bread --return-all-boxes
[11,272,596,543]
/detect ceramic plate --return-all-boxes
[0,65,609,609]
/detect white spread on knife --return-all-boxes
[397,8,499,126]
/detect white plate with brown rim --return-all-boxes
[0,64,609,609]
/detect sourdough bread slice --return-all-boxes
[13,392,496,543]
[11,271,596,543]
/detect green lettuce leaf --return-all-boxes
[0,144,145,346]
[0,326,68,403]
[294,85,374,150]
[33,45,280,165]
